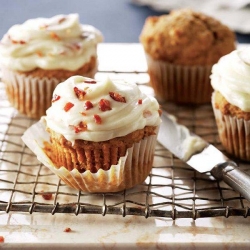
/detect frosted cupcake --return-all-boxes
[23,76,161,192]
[0,14,103,119]
[140,8,236,104]
[211,47,250,161]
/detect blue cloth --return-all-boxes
[0,0,249,43]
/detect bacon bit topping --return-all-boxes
[0,236,4,243]
[84,79,97,84]
[74,87,86,100]
[40,24,48,30]
[138,99,142,105]
[143,110,152,118]
[64,227,72,233]
[64,102,74,112]
[73,121,87,133]
[84,100,93,110]
[58,17,66,24]
[109,92,126,103]
[41,191,53,200]
[99,99,111,111]
[94,114,102,124]
[50,32,60,41]
[52,94,60,102]
[59,50,66,55]
[72,42,81,50]
[158,109,162,116]
[8,35,26,45]
[36,51,43,57]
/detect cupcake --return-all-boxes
[139,8,236,104]
[22,76,161,192]
[0,14,103,119]
[211,47,250,161]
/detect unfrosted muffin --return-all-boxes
[0,14,103,119]
[35,76,161,192]
[211,48,250,161]
[140,8,236,104]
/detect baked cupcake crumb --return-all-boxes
[214,91,250,120]
[140,8,236,65]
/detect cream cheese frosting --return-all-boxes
[210,48,250,111]
[0,14,103,71]
[43,76,161,143]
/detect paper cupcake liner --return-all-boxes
[21,120,158,193]
[145,54,213,104]
[212,93,250,161]
[1,66,97,119]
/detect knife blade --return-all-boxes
[157,110,250,202]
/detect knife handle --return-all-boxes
[211,161,250,202]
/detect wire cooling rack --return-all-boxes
[0,44,250,219]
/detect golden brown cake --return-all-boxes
[211,48,250,161]
[27,76,161,192]
[140,8,236,104]
[0,14,103,119]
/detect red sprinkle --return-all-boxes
[50,32,60,41]
[9,35,26,45]
[109,92,126,103]
[40,24,49,29]
[138,99,142,105]
[94,114,102,124]
[64,227,72,232]
[74,87,86,100]
[64,102,74,112]
[73,121,87,133]
[41,191,53,200]
[72,42,81,50]
[84,101,93,110]
[143,110,152,118]
[84,79,97,84]
[52,94,61,102]
[58,17,66,24]
[99,99,111,111]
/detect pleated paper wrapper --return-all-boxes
[1,66,97,119]
[22,120,158,193]
[145,53,213,104]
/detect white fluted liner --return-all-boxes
[146,54,213,104]
[1,67,96,119]
[22,120,158,192]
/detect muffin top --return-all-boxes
[140,8,236,65]
[211,48,250,114]
[0,14,103,72]
[44,76,161,143]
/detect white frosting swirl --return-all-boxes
[210,48,250,111]
[0,14,103,71]
[44,76,161,143]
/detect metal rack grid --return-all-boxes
[1,44,250,219]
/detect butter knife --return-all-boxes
[157,110,250,201]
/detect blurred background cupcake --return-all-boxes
[23,76,161,192]
[140,8,236,104]
[0,13,103,119]
[211,47,250,161]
